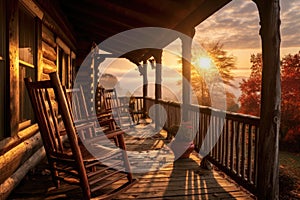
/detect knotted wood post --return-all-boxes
[142,60,148,118]
[181,29,194,121]
[254,0,281,199]
[8,0,19,136]
[154,50,162,130]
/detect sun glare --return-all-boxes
[197,57,211,70]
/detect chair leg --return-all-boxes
[116,134,133,182]
[81,186,91,200]
[47,160,60,188]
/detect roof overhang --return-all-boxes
[54,0,232,64]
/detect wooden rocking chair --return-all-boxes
[25,72,137,200]
[103,88,135,130]
[63,86,116,132]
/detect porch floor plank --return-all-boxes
[8,126,255,199]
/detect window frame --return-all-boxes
[18,5,38,124]
[0,0,6,139]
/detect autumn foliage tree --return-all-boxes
[239,52,300,151]
[239,54,262,116]
[187,42,237,110]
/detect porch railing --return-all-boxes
[143,97,259,194]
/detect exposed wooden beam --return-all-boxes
[175,0,232,34]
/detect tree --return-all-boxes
[239,52,300,150]
[202,42,236,87]
[281,52,300,150]
[184,42,237,109]
[239,53,262,116]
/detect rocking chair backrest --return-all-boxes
[25,72,136,199]
[24,72,89,194]
[103,88,134,129]
[64,85,89,122]
[24,78,65,154]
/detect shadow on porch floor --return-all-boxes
[8,126,255,200]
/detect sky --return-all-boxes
[101,0,300,101]
[195,0,300,77]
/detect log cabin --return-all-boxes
[0,0,280,199]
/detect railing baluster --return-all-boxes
[135,97,259,194]
[230,120,235,172]
[241,123,246,179]
[219,118,225,165]
[236,121,240,176]
[254,126,259,186]
[247,125,253,183]
[218,116,222,163]
[225,119,229,168]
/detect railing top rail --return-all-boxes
[143,97,260,125]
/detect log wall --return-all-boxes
[41,25,57,78]
[0,0,76,199]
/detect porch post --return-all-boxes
[154,50,162,130]
[181,29,194,121]
[254,0,280,199]
[142,60,148,117]
[8,0,19,136]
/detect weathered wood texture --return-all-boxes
[0,133,43,184]
[42,25,57,49]
[42,42,57,61]
[8,131,255,200]
[0,147,45,200]
[144,97,260,195]
[8,0,19,136]
[254,0,281,199]
[37,19,43,81]
[181,30,193,121]
[41,25,57,78]
[0,124,39,156]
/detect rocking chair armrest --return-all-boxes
[104,129,125,139]
[97,110,112,118]
[58,122,94,136]
[98,118,115,126]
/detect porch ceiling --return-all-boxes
[55,0,231,63]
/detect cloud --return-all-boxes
[195,0,300,49]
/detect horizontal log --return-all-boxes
[42,12,76,51]
[42,25,56,48]
[0,133,43,184]
[0,124,39,156]
[18,120,32,131]
[42,41,56,61]
[0,147,45,200]
[56,37,70,54]
[42,57,57,74]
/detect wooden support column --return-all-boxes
[142,60,148,117]
[8,0,19,136]
[254,0,281,199]
[154,50,162,130]
[181,29,194,121]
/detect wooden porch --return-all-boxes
[0,0,281,199]
[9,125,255,200]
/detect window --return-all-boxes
[0,0,6,139]
[19,6,37,124]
